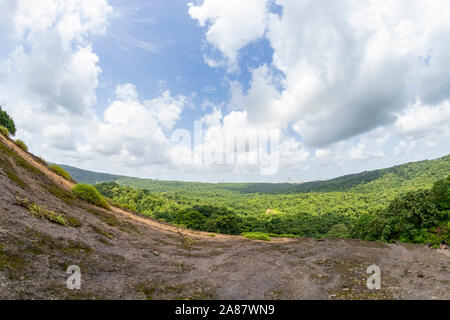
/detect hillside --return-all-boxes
[60,155,450,194]
[0,134,449,300]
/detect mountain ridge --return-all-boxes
[58,154,450,194]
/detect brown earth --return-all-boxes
[0,134,448,300]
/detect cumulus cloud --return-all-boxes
[193,0,450,148]
[188,0,269,70]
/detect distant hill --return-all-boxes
[60,154,450,194]
[57,164,121,185]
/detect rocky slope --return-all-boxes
[0,134,448,300]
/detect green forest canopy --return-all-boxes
[84,155,450,245]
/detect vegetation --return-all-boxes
[49,164,73,181]
[92,156,449,245]
[14,139,28,152]
[0,126,9,137]
[72,184,110,209]
[0,106,16,136]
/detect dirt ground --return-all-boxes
[0,134,448,300]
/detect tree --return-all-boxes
[214,215,242,235]
[380,189,441,242]
[175,210,206,230]
[0,106,16,136]
[431,176,450,211]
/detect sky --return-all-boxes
[0,0,449,183]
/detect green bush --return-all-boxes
[0,125,9,137]
[214,214,242,235]
[432,176,450,211]
[14,139,28,152]
[174,210,206,230]
[242,232,271,241]
[49,164,73,181]
[0,106,16,136]
[72,184,110,209]
[325,224,350,238]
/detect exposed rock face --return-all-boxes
[0,135,449,300]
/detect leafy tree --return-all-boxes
[325,224,350,238]
[431,176,450,211]
[174,210,206,230]
[378,190,441,242]
[0,106,16,136]
[214,215,242,235]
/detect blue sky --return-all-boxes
[0,0,449,182]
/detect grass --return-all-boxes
[0,125,9,137]
[49,164,73,181]
[16,197,68,226]
[242,232,272,241]
[241,232,297,241]
[0,140,43,176]
[14,139,28,152]
[72,183,110,209]
[90,225,115,239]
[16,197,82,227]
[41,183,75,205]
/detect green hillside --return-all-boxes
[62,154,450,194]
[57,164,121,185]
[64,154,450,245]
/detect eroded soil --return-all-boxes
[0,134,448,300]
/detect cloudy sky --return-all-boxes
[0,0,449,183]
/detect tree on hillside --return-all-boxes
[431,176,450,211]
[0,106,16,136]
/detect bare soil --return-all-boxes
[0,134,448,300]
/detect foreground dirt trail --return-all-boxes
[0,135,448,299]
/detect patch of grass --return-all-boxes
[49,164,73,181]
[16,197,82,227]
[24,228,94,257]
[0,154,27,188]
[0,249,27,278]
[41,183,75,205]
[72,184,110,209]
[180,236,194,250]
[0,140,43,176]
[267,233,298,238]
[16,197,68,226]
[35,156,47,166]
[0,125,9,137]
[136,280,213,300]
[90,225,115,239]
[86,207,138,234]
[65,215,82,228]
[242,232,272,241]
[208,234,216,237]
[14,139,28,152]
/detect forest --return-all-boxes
[91,155,450,246]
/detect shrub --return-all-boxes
[15,139,28,152]
[174,210,206,230]
[0,125,9,137]
[0,106,16,136]
[242,232,271,241]
[431,176,450,211]
[49,164,73,181]
[214,214,242,235]
[325,224,350,238]
[72,183,110,209]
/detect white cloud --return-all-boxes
[194,0,450,148]
[188,0,269,70]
